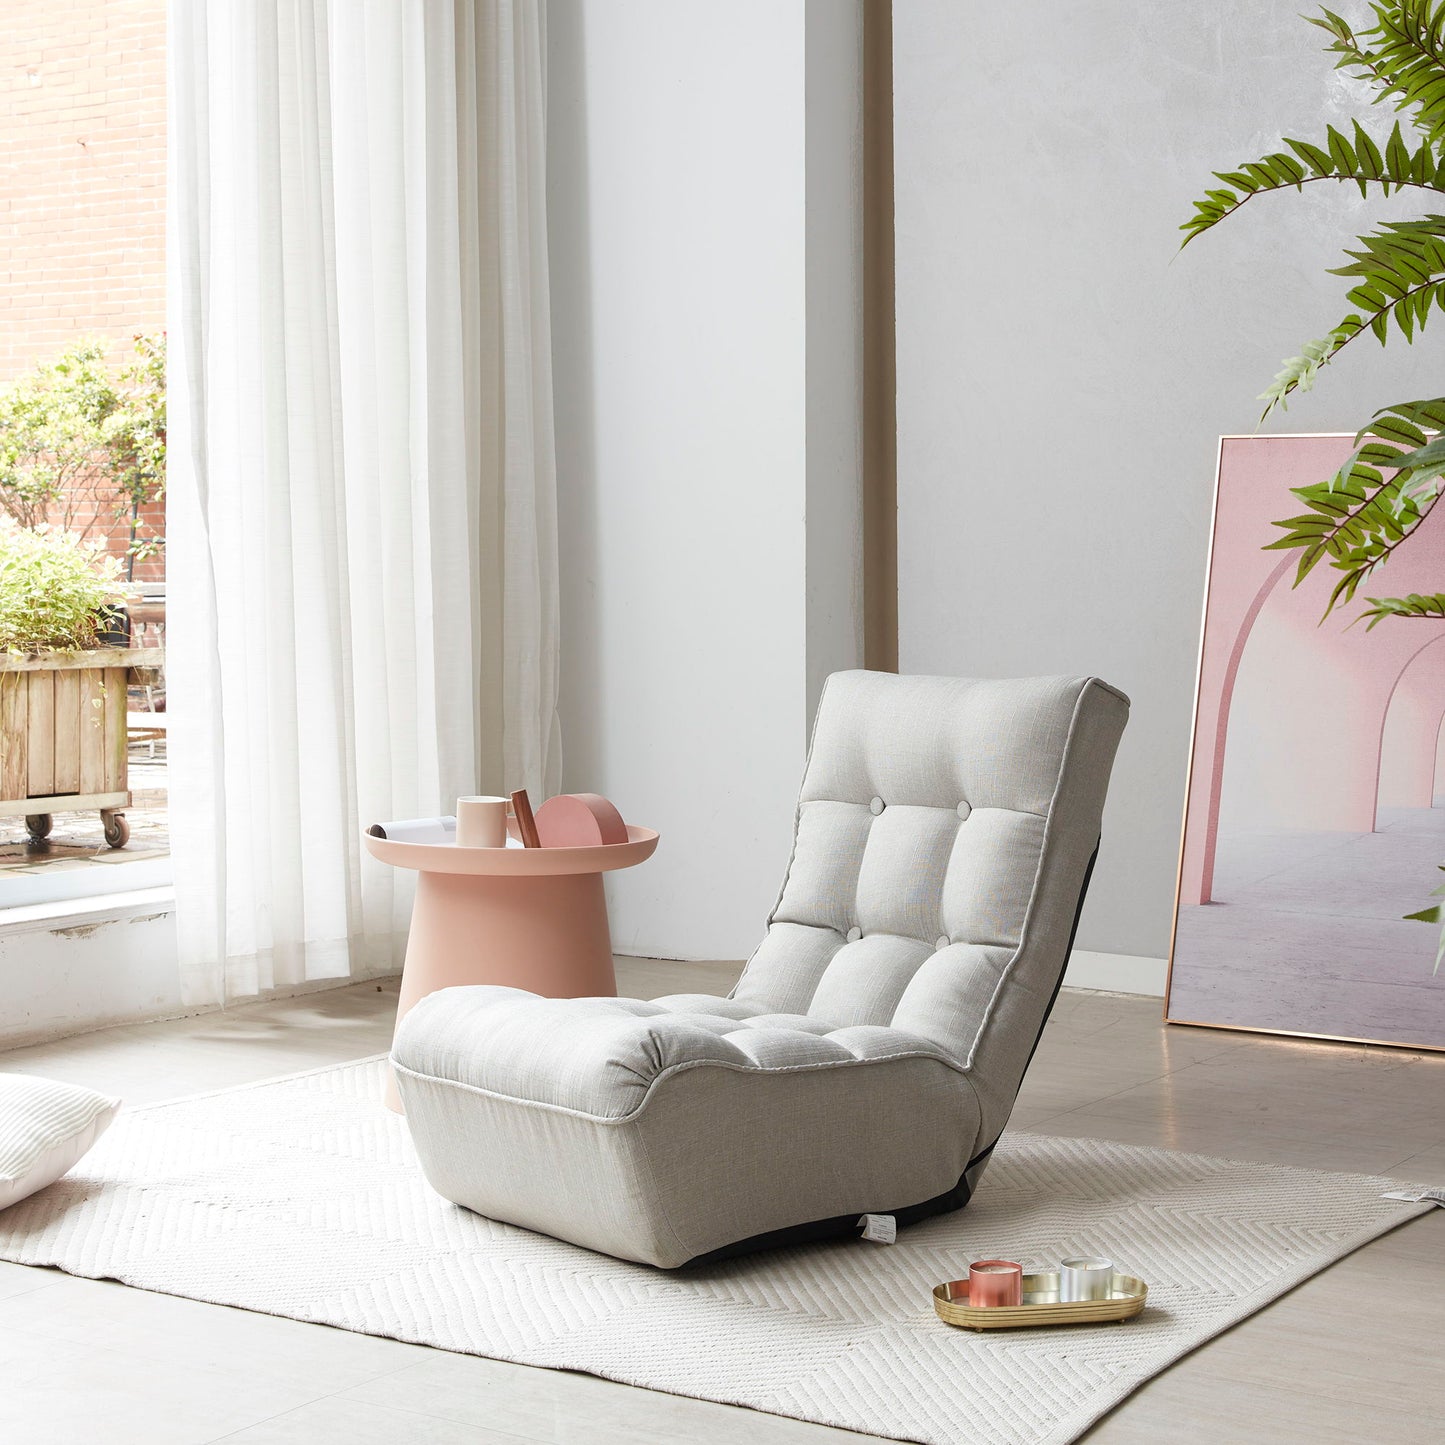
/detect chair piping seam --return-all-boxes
[391,1046,966,1126]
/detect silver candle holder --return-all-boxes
[1059,1256,1115,1302]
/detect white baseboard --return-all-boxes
[1063,949,1168,998]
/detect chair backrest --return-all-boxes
[731,671,1129,1145]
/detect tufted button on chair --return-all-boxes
[393,671,1129,1268]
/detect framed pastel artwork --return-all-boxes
[1167,433,1445,1052]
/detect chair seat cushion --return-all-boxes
[394,985,962,1120]
[391,984,982,1267]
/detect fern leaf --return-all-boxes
[1288,136,1335,175]
[1390,430,1445,466]
[1179,124,1445,246]
[1262,216,1445,414]
[1267,397,1445,615]
[1316,1,1445,144]
[1357,591,1445,627]
[1387,119,1413,176]
[1354,120,1385,180]
[1258,318,1364,413]
[1327,123,1358,177]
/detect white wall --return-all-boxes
[548,2,862,961]
[0,904,180,1047]
[893,3,1437,961]
[0,891,403,1046]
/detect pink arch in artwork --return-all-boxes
[1434,708,1445,801]
[1194,555,1293,902]
[1207,574,1445,878]
[1376,633,1445,818]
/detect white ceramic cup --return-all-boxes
[1059,1257,1114,1302]
[456,795,509,848]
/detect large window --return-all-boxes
[0,2,168,910]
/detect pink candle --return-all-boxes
[968,1258,1024,1307]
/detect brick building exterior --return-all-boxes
[1,0,165,578]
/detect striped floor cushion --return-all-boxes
[0,1074,121,1211]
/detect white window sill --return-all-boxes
[0,853,172,913]
[0,886,176,938]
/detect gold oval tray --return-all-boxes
[932,1272,1147,1330]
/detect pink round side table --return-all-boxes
[364,825,659,1111]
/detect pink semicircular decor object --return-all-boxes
[534,792,629,848]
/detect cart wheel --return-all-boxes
[25,814,52,841]
[101,812,130,849]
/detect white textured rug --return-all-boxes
[0,1058,1430,1445]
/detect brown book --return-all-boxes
[510,788,542,848]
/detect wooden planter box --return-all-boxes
[0,647,162,847]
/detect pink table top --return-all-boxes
[363,824,658,877]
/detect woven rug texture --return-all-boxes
[0,1058,1428,1445]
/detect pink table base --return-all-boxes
[364,824,659,1111]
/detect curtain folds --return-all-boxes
[167,0,559,1007]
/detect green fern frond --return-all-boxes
[1265,397,1445,614]
[1312,2,1445,145]
[1332,214,1445,339]
[1258,319,1365,414]
[1260,215,1445,415]
[1356,590,1445,627]
[1180,122,1445,245]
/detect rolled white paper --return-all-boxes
[368,816,457,845]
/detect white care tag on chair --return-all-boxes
[858,1213,896,1244]
[1380,1186,1445,1207]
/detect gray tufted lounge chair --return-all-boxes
[392,671,1129,1267]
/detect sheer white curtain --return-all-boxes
[167,0,560,1007]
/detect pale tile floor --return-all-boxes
[1,963,1442,1443]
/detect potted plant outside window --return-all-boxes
[0,521,152,848]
